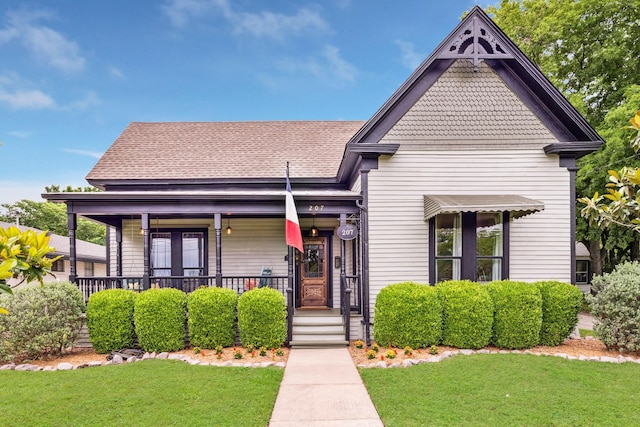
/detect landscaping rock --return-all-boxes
[188,359,200,365]
[111,354,124,364]
[600,356,622,363]
[260,362,274,368]
[402,359,415,368]
[0,363,16,370]
[15,364,40,371]
[43,366,56,371]
[168,354,185,361]
[156,352,169,359]
[89,361,103,367]
[275,362,286,368]
[460,349,474,355]
[126,356,137,363]
[75,363,90,369]
[375,361,387,368]
[57,362,74,370]
[142,352,153,360]
[477,349,490,355]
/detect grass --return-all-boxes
[1,360,283,427]
[360,354,640,426]
[580,328,596,338]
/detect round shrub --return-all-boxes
[237,288,286,348]
[0,281,85,363]
[437,280,493,349]
[373,281,442,348]
[486,280,542,349]
[134,288,187,352]
[86,289,136,353]
[187,287,238,348]
[535,280,582,346]
[588,261,640,352]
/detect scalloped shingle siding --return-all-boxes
[385,60,553,142]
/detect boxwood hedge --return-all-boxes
[436,280,493,349]
[535,280,581,346]
[187,287,238,348]
[373,281,442,348]
[237,288,286,348]
[86,289,136,353]
[486,280,542,349]
[134,288,187,352]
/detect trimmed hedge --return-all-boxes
[237,288,286,348]
[0,282,85,362]
[588,261,640,352]
[436,280,494,349]
[86,289,137,353]
[486,280,542,349]
[373,282,442,348]
[535,280,582,346]
[187,287,238,348]
[134,288,187,352]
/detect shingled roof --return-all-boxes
[87,121,365,184]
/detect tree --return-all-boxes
[579,111,640,233]
[0,185,106,245]
[0,226,60,314]
[486,0,640,273]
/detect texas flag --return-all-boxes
[285,166,304,252]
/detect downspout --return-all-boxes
[560,157,578,284]
[106,226,111,277]
[214,213,222,286]
[116,226,123,277]
[358,169,372,346]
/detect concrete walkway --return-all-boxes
[578,312,595,330]
[269,347,383,427]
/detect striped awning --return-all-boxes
[423,195,544,221]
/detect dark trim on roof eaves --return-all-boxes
[543,141,603,159]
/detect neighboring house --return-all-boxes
[575,242,592,294]
[0,221,106,288]
[43,7,602,345]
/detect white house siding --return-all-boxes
[365,59,572,317]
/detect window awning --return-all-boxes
[423,195,544,221]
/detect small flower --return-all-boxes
[366,349,376,360]
[354,340,365,349]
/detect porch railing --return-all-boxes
[75,275,288,302]
[345,274,361,313]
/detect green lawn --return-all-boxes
[360,354,640,426]
[1,360,283,427]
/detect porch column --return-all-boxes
[561,157,578,285]
[360,170,372,345]
[340,213,350,342]
[286,246,294,346]
[214,213,222,287]
[141,213,150,289]
[115,226,123,276]
[67,212,77,283]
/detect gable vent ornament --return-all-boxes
[438,15,514,71]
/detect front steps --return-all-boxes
[289,309,349,348]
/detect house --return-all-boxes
[43,7,602,345]
[0,221,106,290]
[575,242,592,294]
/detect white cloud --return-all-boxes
[0,82,56,110]
[275,44,356,86]
[63,91,101,111]
[0,8,85,73]
[61,148,103,159]
[108,66,125,79]
[162,0,329,39]
[395,39,424,70]
[7,130,32,139]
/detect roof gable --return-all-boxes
[346,6,603,151]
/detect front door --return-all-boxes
[300,236,328,307]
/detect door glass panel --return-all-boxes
[304,244,324,278]
[183,232,204,276]
[151,232,172,276]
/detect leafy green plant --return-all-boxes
[354,339,364,349]
[237,288,286,348]
[259,346,267,356]
[588,261,640,352]
[0,281,84,362]
[373,281,442,348]
[535,280,582,346]
[86,289,136,353]
[215,345,224,355]
[187,287,238,349]
[403,346,413,356]
[428,345,439,355]
[134,288,187,352]
[436,280,494,349]
[486,280,542,349]
[366,349,377,360]
[233,349,243,359]
[371,344,379,353]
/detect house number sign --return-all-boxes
[337,224,358,241]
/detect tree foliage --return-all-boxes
[0,185,105,245]
[487,0,640,273]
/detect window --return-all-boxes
[151,229,207,277]
[430,212,508,284]
[84,262,94,276]
[576,260,590,284]
[51,258,65,272]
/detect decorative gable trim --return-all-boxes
[437,12,514,71]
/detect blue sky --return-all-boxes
[0,0,485,204]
